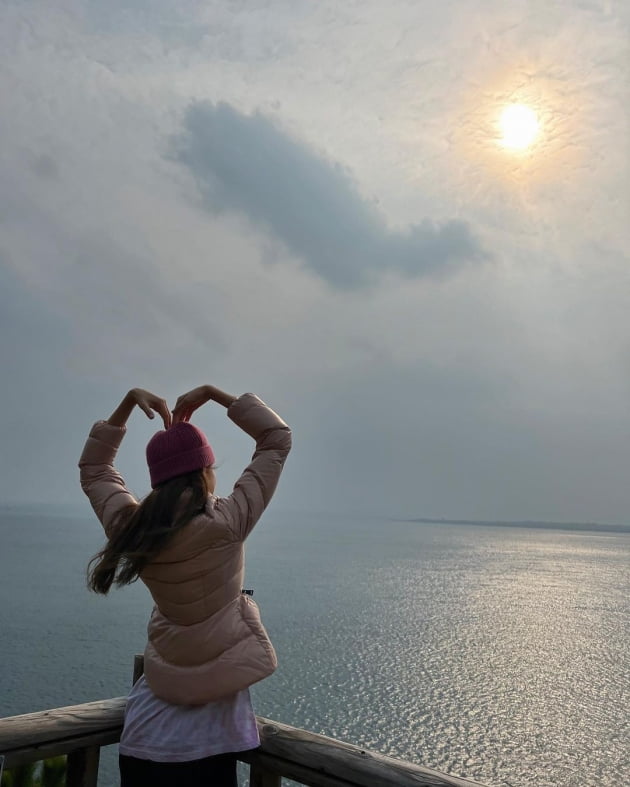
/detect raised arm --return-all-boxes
[79,388,171,536]
[173,385,292,541]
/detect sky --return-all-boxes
[0,0,628,522]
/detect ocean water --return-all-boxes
[0,505,628,787]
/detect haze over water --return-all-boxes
[1,505,627,787]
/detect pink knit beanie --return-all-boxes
[146,422,215,488]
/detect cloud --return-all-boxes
[1,1,628,522]
[173,102,487,289]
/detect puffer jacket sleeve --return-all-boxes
[215,393,292,541]
[78,421,138,537]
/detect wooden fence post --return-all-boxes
[249,763,282,787]
[66,745,100,787]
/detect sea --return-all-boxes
[0,505,628,787]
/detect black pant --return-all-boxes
[119,752,238,787]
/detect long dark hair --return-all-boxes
[87,469,210,594]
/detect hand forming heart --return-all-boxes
[107,385,236,430]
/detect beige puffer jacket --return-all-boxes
[79,393,292,705]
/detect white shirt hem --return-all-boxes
[119,737,260,763]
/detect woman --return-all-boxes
[79,384,292,787]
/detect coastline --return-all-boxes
[397,517,630,534]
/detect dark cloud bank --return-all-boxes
[173,102,486,288]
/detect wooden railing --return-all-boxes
[1,658,490,787]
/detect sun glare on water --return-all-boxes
[499,104,540,150]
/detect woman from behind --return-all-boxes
[79,384,292,787]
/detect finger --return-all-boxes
[155,400,171,430]
[139,403,155,420]
[172,404,193,424]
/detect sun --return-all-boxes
[499,104,540,150]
